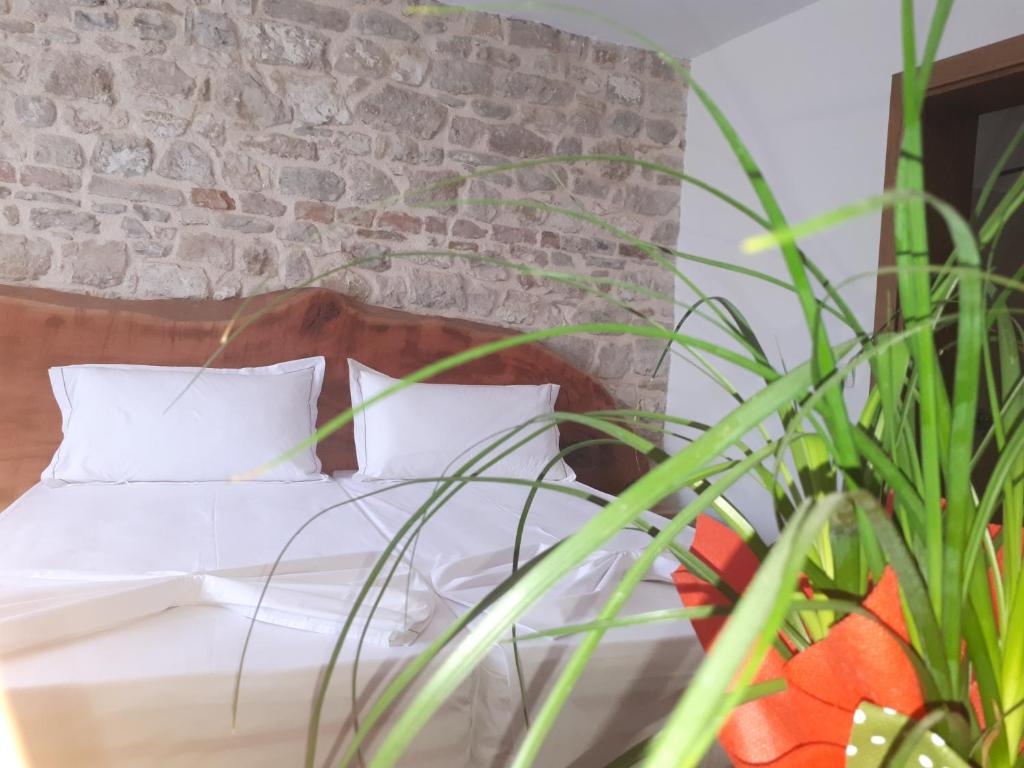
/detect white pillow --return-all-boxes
[43,357,326,483]
[348,359,575,482]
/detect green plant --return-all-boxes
[214,1,1024,765]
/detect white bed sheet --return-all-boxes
[332,474,720,767]
[0,478,725,767]
[0,479,433,653]
[0,480,473,767]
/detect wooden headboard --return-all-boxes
[0,284,645,507]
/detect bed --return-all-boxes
[0,285,722,767]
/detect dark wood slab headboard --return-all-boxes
[0,285,646,507]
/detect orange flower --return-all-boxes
[674,516,924,767]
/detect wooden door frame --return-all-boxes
[874,33,1024,332]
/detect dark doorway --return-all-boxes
[876,34,1024,332]
[875,35,1024,485]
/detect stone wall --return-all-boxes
[0,0,686,411]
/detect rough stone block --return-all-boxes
[132,204,171,222]
[216,71,291,129]
[239,192,287,217]
[33,136,85,170]
[406,170,466,214]
[487,124,551,158]
[0,46,28,82]
[190,188,236,211]
[573,176,610,199]
[491,224,536,245]
[449,115,486,148]
[0,234,51,281]
[609,109,643,138]
[125,56,195,98]
[65,240,128,288]
[283,249,313,286]
[452,219,486,239]
[73,9,118,31]
[592,42,620,68]
[133,11,177,41]
[89,176,185,207]
[14,96,57,128]
[408,269,465,310]
[590,138,634,181]
[318,130,372,156]
[241,133,317,161]
[646,118,679,145]
[42,52,114,103]
[476,44,520,70]
[508,19,560,50]
[0,17,32,34]
[276,75,350,126]
[500,72,573,105]
[651,219,680,246]
[606,73,643,107]
[192,9,237,50]
[516,166,564,193]
[137,262,210,298]
[91,135,154,177]
[295,201,334,224]
[222,152,270,191]
[595,343,631,379]
[131,240,173,259]
[20,165,80,192]
[120,217,150,239]
[241,238,279,275]
[356,84,447,140]
[391,46,430,87]
[218,214,276,234]
[346,160,398,203]
[378,211,422,234]
[447,240,478,253]
[178,231,234,270]
[244,20,326,68]
[471,99,512,120]
[647,81,685,115]
[263,0,349,33]
[139,111,191,138]
[436,36,472,58]
[357,10,418,42]
[274,220,319,245]
[279,166,344,202]
[621,185,678,217]
[334,37,391,78]
[430,59,493,96]
[157,141,215,185]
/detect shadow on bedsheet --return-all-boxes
[486,631,729,768]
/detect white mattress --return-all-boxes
[0,477,722,767]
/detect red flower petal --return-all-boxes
[673,516,762,649]
[784,568,924,716]
[717,652,853,765]
[674,516,926,767]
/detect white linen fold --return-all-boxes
[432,543,674,632]
[0,556,434,655]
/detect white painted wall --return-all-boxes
[666,0,1024,536]
[506,0,817,57]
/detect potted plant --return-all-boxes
[223,1,1023,765]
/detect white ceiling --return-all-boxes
[503,0,821,58]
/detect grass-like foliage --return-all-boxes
[206,1,1024,765]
